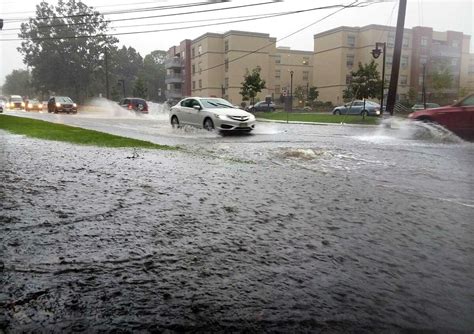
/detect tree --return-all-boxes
[407,86,418,104]
[3,69,32,97]
[343,60,382,102]
[294,85,306,107]
[133,77,147,99]
[307,86,319,106]
[18,0,117,102]
[430,68,453,96]
[239,66,266,104]
[141,50,167,101]
[110,46,144,97]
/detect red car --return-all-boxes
[408,94,474,140]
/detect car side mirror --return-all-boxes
[193,105,201,111]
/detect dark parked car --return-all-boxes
[119,98,149,114]
[408,94,474,140]
[332,100,381,116]
[47,96,77,114]
[247,101,276,112]
[8,95,25,110]
[25,99,43,111]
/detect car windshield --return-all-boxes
[200,98,234,109]
[57,97,73,103]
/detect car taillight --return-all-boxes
[28,103,33,108]
[56,102,61,107]
[21,102,25,107]
[128,104,132,110]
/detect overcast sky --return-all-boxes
[0,0,473,85]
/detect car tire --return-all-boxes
[203,118,214,131]
[333,110,341,115]
[171,115,180,128]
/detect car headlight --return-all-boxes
[216,114,227,119]
[21,102,25,107]
[73,103,77,107]
[56,102,61,107]
[375,110,380,115]
[248,114,256,121]
[28,103,33,108]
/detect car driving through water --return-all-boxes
[169,97,256,132]
[408,93,474,140]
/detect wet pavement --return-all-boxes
[1,103,473,333]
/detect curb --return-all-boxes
[256,118,378,128]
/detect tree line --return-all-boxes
[2,0,167,103]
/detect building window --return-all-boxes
[225,77,229,88]
[302,57,310,65]
[451,58,458,66]
[192,48,195,57]
[224,40,229,52]
[401,55,409,68]
[385,75,391,83]
[275,85,280,94]
[198,45,202,55]
[386,56,393,65]
[421,37,428,47]
[303,71,309,81]
[388,36,395,48]
[346,54,354,68]
[403,37,409,47]
[275,70,281,79]
[199,79,202,89]
[275,56,281,64]
[225,58,229,72]
[400,75,408,85]
[418,75,423,86]
[192,64,195,75]
[346,74,352,85]
[199,62,202,74]
[347,35,355,47]
[420,56,428,65]
[452,40,460,48]
[192,81,195,90]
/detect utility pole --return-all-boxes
[385,0,407,116]
[104,47,110,100]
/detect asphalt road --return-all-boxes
[1,104,473,333]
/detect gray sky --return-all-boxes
[0,0,473,85]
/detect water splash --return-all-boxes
[355,117,464,144]
[79,98,169,121]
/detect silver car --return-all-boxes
[332,100,381,116]
[170,97,256,132]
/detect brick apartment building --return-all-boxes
[166,25,472,106]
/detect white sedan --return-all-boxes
[169,97,256,132]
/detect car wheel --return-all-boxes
[361,110,368,117]
[203,118,214,131]
[171,115,180,128]
[137,103,144,112]
[333,110,341,115]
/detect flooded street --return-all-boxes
[1,104,473,333]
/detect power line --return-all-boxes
[1,0,278,31]
[2,1,213,22]
[0,5,351,37]
[201,0,377,73]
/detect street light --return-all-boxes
[290,70,294,113]
[371,42,386,114]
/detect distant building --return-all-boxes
[166,25,472,106]
[167,30,313,106]
[313,24,472,104]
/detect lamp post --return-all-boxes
[371,42,386,114]
[290,70,294,113]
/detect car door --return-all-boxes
[455,95,474,139]
[187,99,203,126]
[348,101,363,115]
[177,98,193,125]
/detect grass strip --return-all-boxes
[0,114,175,150]
[256,112,379,125]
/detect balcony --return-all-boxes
[165,57,183,69]
[165,72,183,84]
[166,88,183,99]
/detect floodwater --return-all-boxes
[1,102,473,333]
